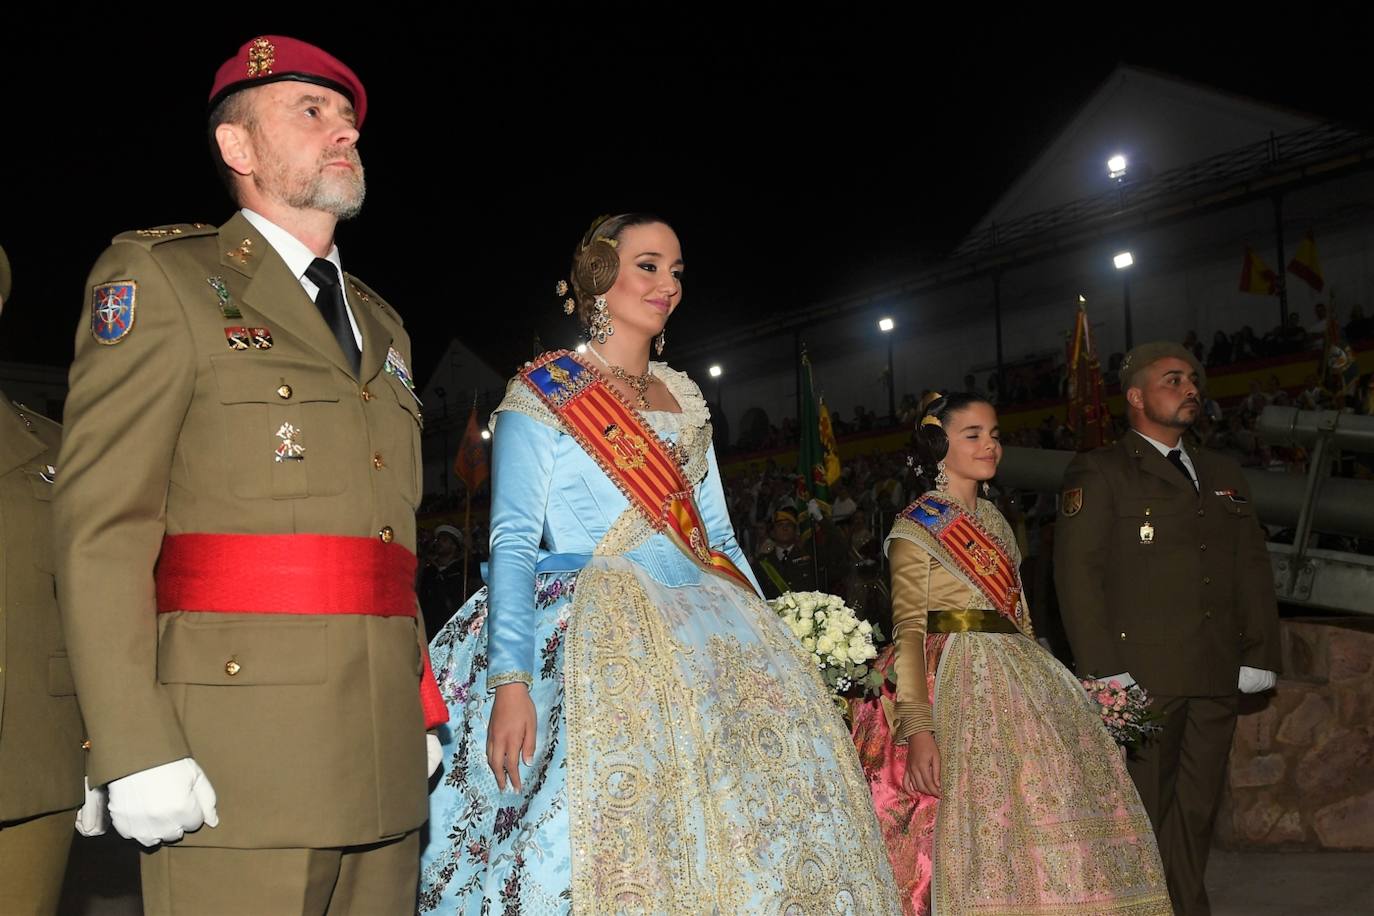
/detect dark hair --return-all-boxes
[911,391,995,494]
[569,212,674,330]
[207,91,258,204]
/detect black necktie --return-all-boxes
[305,258,360,377]
[1167,449,1197,491]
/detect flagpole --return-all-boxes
[1272,194,1289,332]
[461,391,477,601]
[461,489,473,601]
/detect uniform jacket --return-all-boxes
[0,399,85,822]
[55,213,431,848]
[1054,431,1282,697]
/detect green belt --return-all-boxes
[928,609,1020,634]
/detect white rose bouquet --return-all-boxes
[769,590,884,699]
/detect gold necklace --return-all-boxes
[587,346,653,409]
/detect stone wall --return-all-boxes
[1216,617,1374,850]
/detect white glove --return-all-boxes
[807,499,824,521]
[1238,666,1277,694]
[107,757,219,847]
[426,734,443,778]
[74,777,109,837]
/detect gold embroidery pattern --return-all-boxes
[547,362,573,387]
[564,562,899,914]
[591,413,710,560]
[486,670,533,690]
[602,422,649,470]
[246,37,275,77]
[932,632,1171,915]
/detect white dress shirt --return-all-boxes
[241,209,363,350]
[1134,430,1197,488]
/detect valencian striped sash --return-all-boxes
[519,350,756,594]
[902,495,1021,618]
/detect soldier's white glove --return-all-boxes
[1238,666,1277,694]
[427,734,443,778]
[108,757,219,847]
[74,777,109,837]
[807,499,824,521]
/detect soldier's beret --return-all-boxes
[1119,341,1206,392]
[209,36,367,128]
[0,244,10,303]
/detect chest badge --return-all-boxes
[225,327,250,350]
[1139,507,1155,546]
[274,422,305,462]
[384,347,422,405]
[207,276,242,319]
[250,327,273,349]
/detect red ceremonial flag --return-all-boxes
[454,407,489,492]
[1239,246,1279,296]
[1065,297,1111,450]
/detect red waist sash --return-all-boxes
[156,533,447,729]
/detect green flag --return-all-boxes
[798,350,830,504]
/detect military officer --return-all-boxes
[753,501,847,598]
[54,37,445,914]
[0,245,105,916]
[1054,341,1281,916]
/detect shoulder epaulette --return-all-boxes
[112,223,218,249]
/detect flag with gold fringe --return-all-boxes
[1066,297,1111,450]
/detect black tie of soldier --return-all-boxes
[1167,449,1197,491]
[306,258,360,377]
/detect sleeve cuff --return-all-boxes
[488,670,533,691]
[892,701,935,744]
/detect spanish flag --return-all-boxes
[1239,246,1279,296]
[1287,231,1325,292]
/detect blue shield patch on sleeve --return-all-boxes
[91,281,137,345]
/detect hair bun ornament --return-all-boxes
[920,415,943,429]
[573,236,620,296]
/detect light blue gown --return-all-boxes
[419,361,898,915]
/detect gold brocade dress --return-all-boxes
[851,495,1171,915]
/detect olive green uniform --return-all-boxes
[55,214,431,913]
[1055,431,1281,915]
[0,399,85,915]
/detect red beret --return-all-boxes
[209,36,366,127]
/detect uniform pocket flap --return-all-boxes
[158,617,327,686]
[48,652,76,696]
[211,356,341,405]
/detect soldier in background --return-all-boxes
[0,244,104,916]
[1055,342,1281,916]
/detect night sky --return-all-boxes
[4,10,1371,384]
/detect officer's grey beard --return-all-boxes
[254,147,366,220]
[294,169,366,220]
